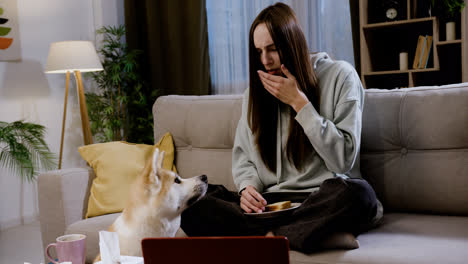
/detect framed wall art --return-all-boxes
[0,0,20,61]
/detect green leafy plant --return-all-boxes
[86,25,158,144]
[0,121,57,182]
[431,0,466,20]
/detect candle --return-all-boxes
[446,22,456,41]
[399,52,408,71]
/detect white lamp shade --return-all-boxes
[45,41,103,73]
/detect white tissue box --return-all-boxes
[98,231,143,264]
[94,255,143,264]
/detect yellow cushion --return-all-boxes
[78,133,176,218]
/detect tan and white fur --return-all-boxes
[94,148,208,261]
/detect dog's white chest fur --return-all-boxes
[113,206,180,256]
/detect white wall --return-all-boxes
[0,0,124,230]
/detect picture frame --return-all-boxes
[0,0,21,61]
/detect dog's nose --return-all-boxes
[200,174,208,183]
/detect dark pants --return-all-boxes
[181,177,378,253]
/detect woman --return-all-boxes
[182,2,382,253]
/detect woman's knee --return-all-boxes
[346,178,378,221]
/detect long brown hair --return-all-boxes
[248,2,320,173]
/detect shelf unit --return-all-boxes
[359,0,468,89]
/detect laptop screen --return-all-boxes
[142,236,290,264]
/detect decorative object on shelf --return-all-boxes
[382,0,403,21]
[399,52,408,70]
[86,26,153,144]
[446,21,456,40]
[431,0,466,20]
[431,0,466,40]
[0,120,57,181]
[45,41,103,169]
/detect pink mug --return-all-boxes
[46,234,86,264]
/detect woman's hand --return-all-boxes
[258,64,309,112]
[240,185,267,213]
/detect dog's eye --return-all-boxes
[174,177,181,184]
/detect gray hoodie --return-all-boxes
[232,52,364,193]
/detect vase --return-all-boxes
[446,22,456,41]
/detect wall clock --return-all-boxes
[381,0,402,22]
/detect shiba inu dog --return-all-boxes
[94,148,208,261]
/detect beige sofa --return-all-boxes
[39,83,468,264]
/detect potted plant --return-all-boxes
[0,120,57,182]
[431,0,466,40]
[86,25,157,144]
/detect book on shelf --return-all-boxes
[420,35,432,69]
[412,35,426,69]
[412,35,433,69]
[417,35,428,68]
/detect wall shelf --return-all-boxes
[364,68,439,75]
[359,0,467,89]
[436,40,462,46]
[363,17,435,29]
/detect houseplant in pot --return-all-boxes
[431,0,466,41]
[0,120,56,182]
[86,25,157,144]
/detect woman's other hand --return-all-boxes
[240,185,267,213]
[258,64,309,112]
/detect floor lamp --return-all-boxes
[45,41,103,169]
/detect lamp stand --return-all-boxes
[58,71,70,169]
[58,70,93,169]
[74,70,93,146]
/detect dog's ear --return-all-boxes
[151,148,160,184]
[157,150,165,169]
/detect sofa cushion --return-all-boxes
[361,84,468,215]
[78,142,154,218]
[153,95,243,191]
[290,213,468,264]
[65,213,120,263]
[78,133,176,218]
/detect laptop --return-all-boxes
[141,236,290,264]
